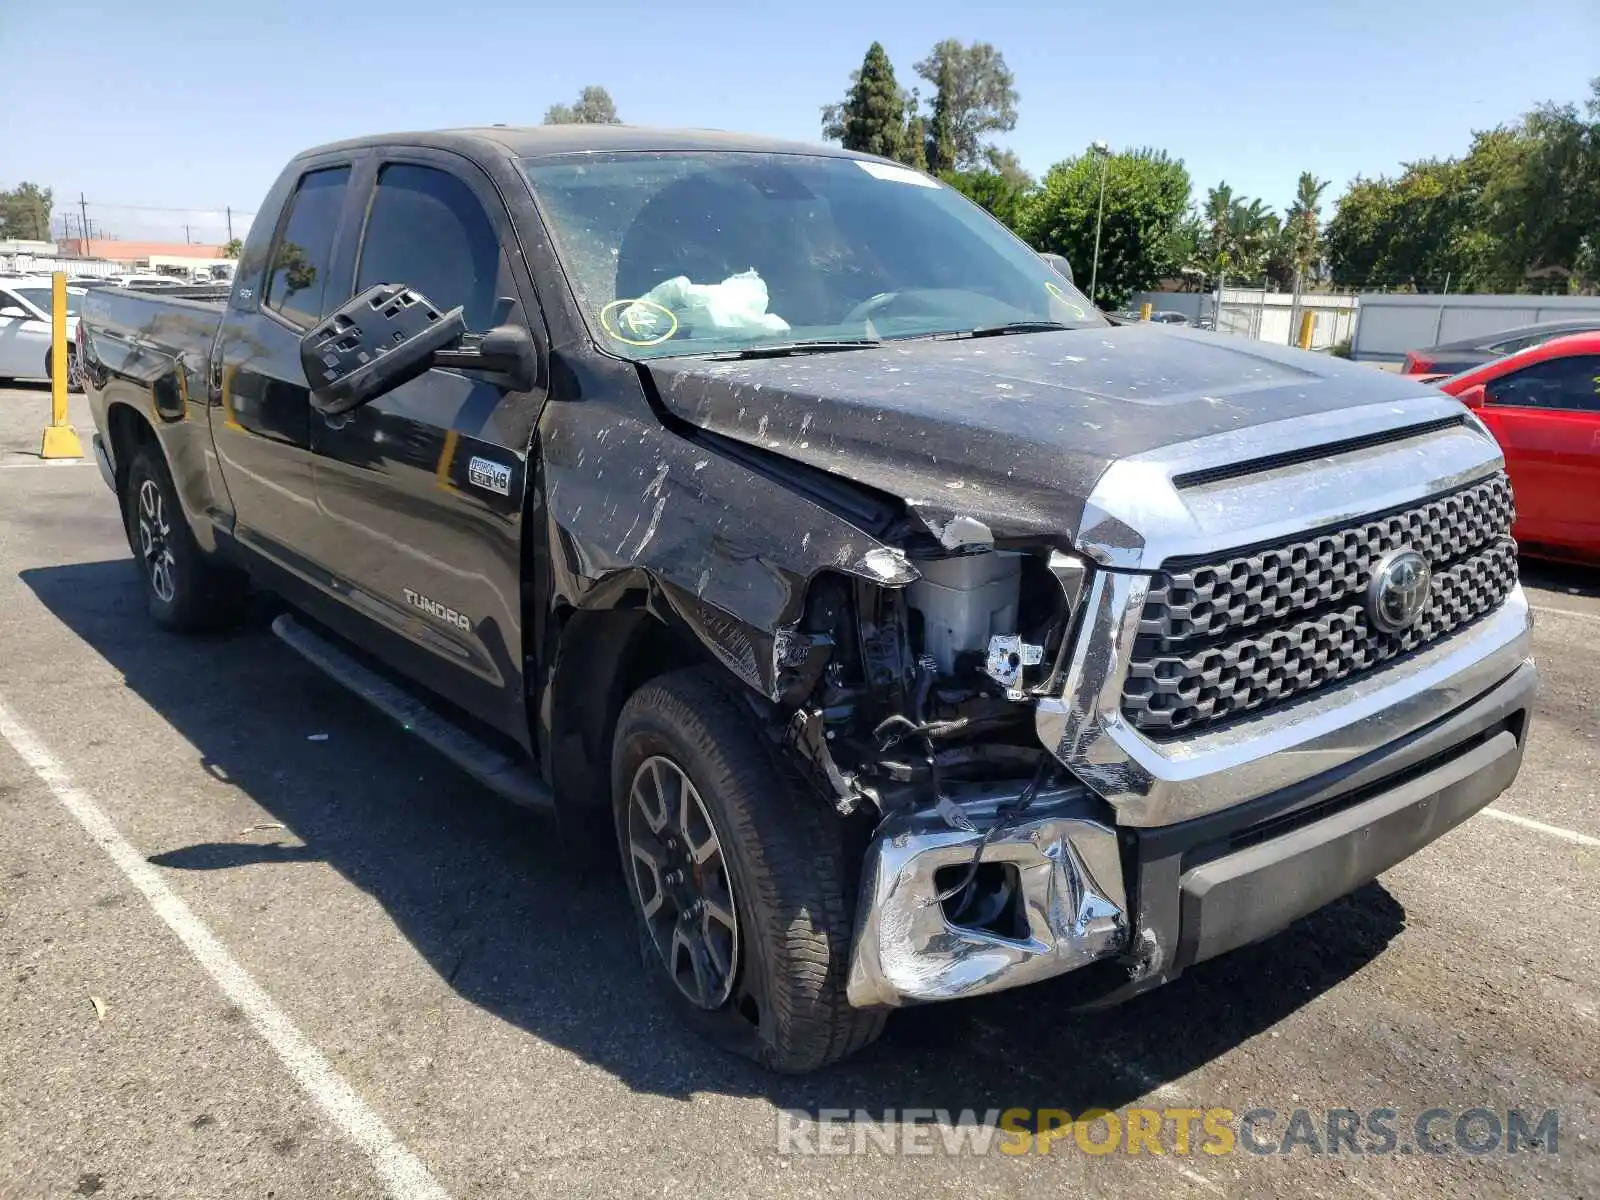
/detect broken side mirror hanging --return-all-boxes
[300,283,466,415]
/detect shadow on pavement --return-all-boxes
[23,558,1405,1116]
[1519,557,1600,599]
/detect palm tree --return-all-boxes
[1225,197,1275,280]
[1285,172,1330,286]
[1284,172,1329,334]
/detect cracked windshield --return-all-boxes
[523,151,1102,357]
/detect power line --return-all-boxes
[78,200,256,216]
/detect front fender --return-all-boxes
[537,365,918,702]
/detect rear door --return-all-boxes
[210,158,360,573]
[0,287,50,378]
[1481,353,1600,554]
[309,152,546,737]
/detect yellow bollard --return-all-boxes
[1139,303,1153,322]
[40,272,84,459]
[1296,309,1316,351]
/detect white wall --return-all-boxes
[1129,289,1359,350]
[1351,294,1600,361]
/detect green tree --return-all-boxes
[1017,147,1192,308]
[1324,80,1600,295]
[1473,79,1600,292]
[1325,159,1478,290]
[823,52,928,170]
[0,182,53,240]
[832,42,907,159]
[1194,183,1275,284]
[900,88,929,171]
[220,237,244,259]
[544,86,620,125]
[914,40,1018,172]
[1285,172,1329,287]
[941,168,1033,231]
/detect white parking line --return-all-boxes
[1528,602,1600,623]
[0,697,452,1200]
[1482,807,1600,848]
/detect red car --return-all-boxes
[1437,331,1600,564]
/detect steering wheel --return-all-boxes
[841,291,901,325]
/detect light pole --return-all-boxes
[1087,141,1110,310]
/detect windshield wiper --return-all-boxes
[963,320,1075,338]
[705,337,883,360]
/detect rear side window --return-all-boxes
[264,166,351,328]
[1486,355,1600,413]
[355,163,506,332]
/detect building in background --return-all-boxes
[54,238,229,261]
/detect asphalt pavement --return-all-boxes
[0,382,1595,1199]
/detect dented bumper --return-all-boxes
[845,783,1128,1008]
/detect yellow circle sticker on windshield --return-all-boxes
[600,298,678,346]
[1045,281,1086,320]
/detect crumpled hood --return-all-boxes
[645,323,1442,542]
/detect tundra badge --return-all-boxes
[468,456,512,497]
[403,588,471,632]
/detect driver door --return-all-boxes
[310,152,548,739]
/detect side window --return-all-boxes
[264,166,351,328]
[355,163,507,331]
[1486,355,1600,413]
[1487,333,1533,354]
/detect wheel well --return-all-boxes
[547,606,714,821]
[105,402,155,493]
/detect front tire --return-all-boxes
[612,666,886,1072]
[121,444,247,632]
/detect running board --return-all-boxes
[271,612,554,811]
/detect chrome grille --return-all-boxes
[1121,474,1517,737]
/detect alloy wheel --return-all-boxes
[626,755,741,1010]
[136,478,176,603]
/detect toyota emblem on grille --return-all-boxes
[1367,549,1433,634]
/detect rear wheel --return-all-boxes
[612,667,886,1072]
[45,347,84,393]
[121,444,247,632]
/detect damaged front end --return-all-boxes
[773,522,1130,1009]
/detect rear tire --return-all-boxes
[121,443,248,633]
[45,348,84,393]
[612,666,886,1072]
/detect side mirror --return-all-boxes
[0,305,29,320]
[300,284,466,415]
[1040,252,1074,284]
[1455,383,1487,410]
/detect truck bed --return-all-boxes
[80,285,227,402]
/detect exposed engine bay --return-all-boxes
[774,522,1094,943]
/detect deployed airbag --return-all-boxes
[622,270,789,338]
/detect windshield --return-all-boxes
[521,151,1103,359]
[14,287,83,317]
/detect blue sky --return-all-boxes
[3,0,1595,245]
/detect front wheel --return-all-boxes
[121,444,247,632]
[612,667,886,1072]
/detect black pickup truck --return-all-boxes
[81,126,1536,1072]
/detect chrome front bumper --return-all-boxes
[846,783,1127,1008]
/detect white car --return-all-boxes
[104,273,186,289]
[0,277,86,390]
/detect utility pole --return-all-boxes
[1088,140,1110,309]
[79,193,91,249]
[184,224,191,244]
[226,206,233,241]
